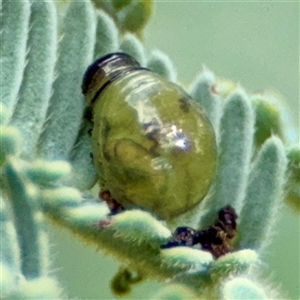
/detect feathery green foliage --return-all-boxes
[10,1,57,160]
[37,1,96,160]
[147,49,178,82]
[286,147,300,211]
[91,0,153,37]
[1,1,30,121]
[222,277,269,300]
[0,0,298,299]
[120,33,146,66]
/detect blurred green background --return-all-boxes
[49,2,299,299]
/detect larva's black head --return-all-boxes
[82,53,142,106]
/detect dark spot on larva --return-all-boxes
[178,97,191,113]
[143,119,161,141]
[102,118,111,140]
[103,150,111,161]
[101,118,111,161]
[83,106,93,122]
[149,141,160,157]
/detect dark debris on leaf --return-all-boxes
[161,205,238,258]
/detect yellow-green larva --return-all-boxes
[82,53,217,220]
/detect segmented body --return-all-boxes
[82,53,217,220]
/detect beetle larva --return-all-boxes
[82,52,217,220]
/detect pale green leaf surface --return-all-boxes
[0,126,21,164]
[94,9,119,59]
[0,0,30,121]
[4,158,47,278]
[210,250,258,278]
[189,68,222,134]
[37,1,96,160]
[10,1,57,159]
[160,247,213,272]
[42,187,82,207]
[110,210,171,244]
[222,277,268,300]
[120,33,146,66]
[200,89,254,227]
[1,263,18,296]
[147,50,177,82]
[0,196,21,276]
[25,160,71,184]
[238,136,287,251]
[11,276,64,299]
[67,127,97,190]
[152,284,198,300]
